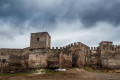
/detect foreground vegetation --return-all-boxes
[83,67,100,73]
[0,68,120,80]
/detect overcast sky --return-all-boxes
[0,0,120,48]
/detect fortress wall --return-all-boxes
[0,49,9,73]
[99,45,120,52]
[50,47,61,50]
[73,50,85,67]
[47,52,59,68]
[107,58,120,69]
[28,49,48,68]
[59,42,90,68]
[99,44,120,69]
[28,48,60,69]
[1,31,120,73]
[59,50,72,68]
[47,48,60,68]
[21,47,30,69]
[84,47,99,68]
[90,47,98,51]
[28,53,48,68]
[102,54,120,69]
[113,45,120,52]
[0,49,23,73]
[64,42,90,51]
[102,59,120,69]
[8,49,23,71]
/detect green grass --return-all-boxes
[0,71,33,76]
[83,67,100,73]
[0,69,69,77]
[43,70,65,74]
[0,72,27,76]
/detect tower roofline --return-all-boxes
[31,32,51,38]
[100,41,113,43]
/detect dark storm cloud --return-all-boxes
[80,0,120,26]
[0,0,57,27]
[0,0,120,28]
[0,0,120,48]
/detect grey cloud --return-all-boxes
[80,0,120,26]
[0,0,120,48]
[1,0,120,28]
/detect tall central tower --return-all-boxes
[30,32,51,49]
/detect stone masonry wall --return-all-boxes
[59,50,72,68]
[59,42,90,68]
[47,48,60,68]
[99,42,120,69]
[28,49,48,68]
[1,32,120,74]
[86,47,99,69]
[0,49,23,73]
[30,32,51,49]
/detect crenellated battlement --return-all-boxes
[50,47,60,50]
[0,48,23,53]
[48,42,90,52]
[90,47,98,51]
[1,32,120,73]
[100,45,120,51]
[61,42,90,50]
[113,45,120,51]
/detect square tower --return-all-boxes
[99,41,113,46]
[30,32,51,49]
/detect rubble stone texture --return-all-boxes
[0,32,120,73]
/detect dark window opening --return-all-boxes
[37,38,39,41]
[0,59,1,62]
[2,59,6,63]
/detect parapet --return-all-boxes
[57,42,90,51]
[90,47,98,51]
[99,41,113,46]
[50,47,60,50]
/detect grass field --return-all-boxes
[0,68,120,80]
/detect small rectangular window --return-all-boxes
[37,38,39,41]
[2,59,6,63]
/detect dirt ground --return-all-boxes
[0,68,120,80]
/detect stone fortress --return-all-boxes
[0,32,120,73]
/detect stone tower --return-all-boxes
[99,41,113,46]
[30,32,51,49]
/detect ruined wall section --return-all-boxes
[0,49,9,73]
[21,47,30,69]
[59,50,72,68]
[86,47,99,69]
[59,42,90,68]
[106,52,120,69]
[99,41,120,69]
[28,49,48,68]
[47,47,60,68]
[0,48,23,73]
